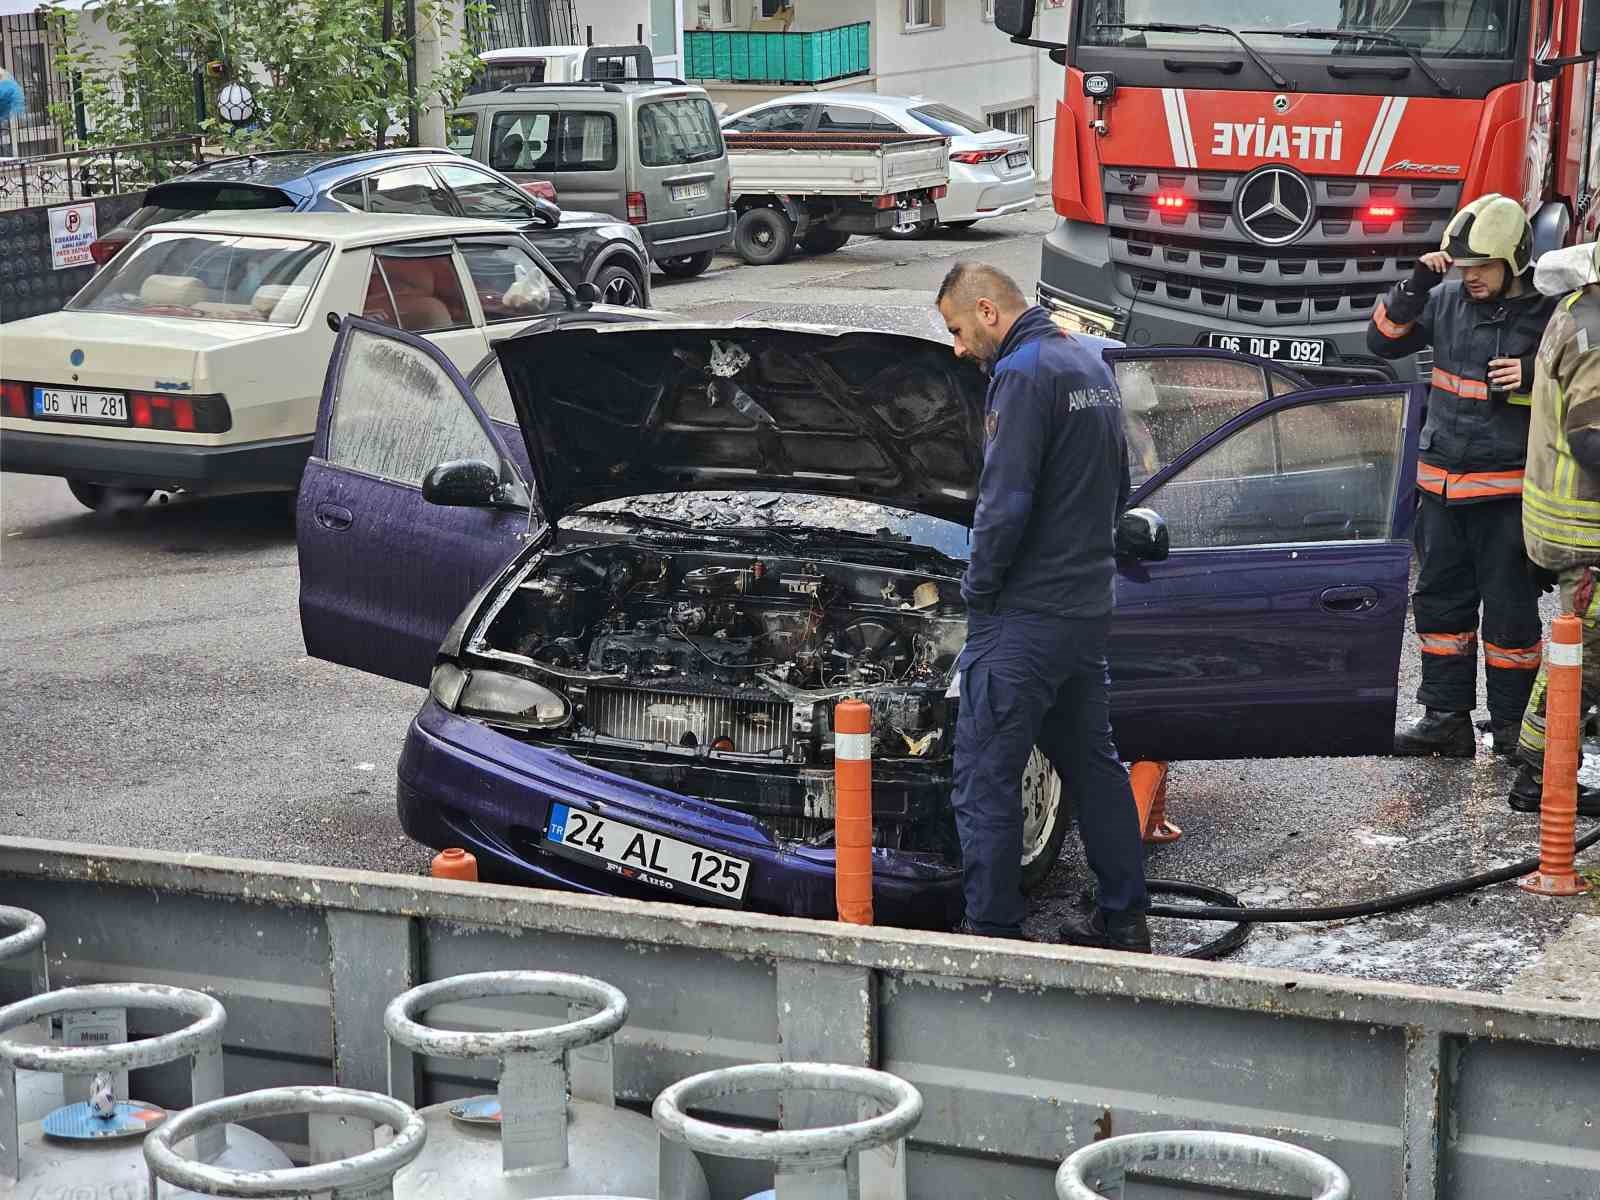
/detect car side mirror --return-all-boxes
[423,458,500,507]
[531,196,561,227]
[1116,507,1169,562]
[574,281,603,305]
[326,311,341,332]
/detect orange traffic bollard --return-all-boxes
[834,698,874,925]
[1521,613,1590,897]
[1131,761,1181,844]
[431,847,479,882]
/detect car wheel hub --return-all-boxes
[1020,749,1061,866]
[604,276,638,305]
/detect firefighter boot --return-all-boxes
[1057,907,1152,954]
[1394,710,1477,757]
[1491,721,1522,757]
[1507,764,1600,816]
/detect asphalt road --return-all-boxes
[3,207,1593,992]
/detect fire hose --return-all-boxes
[1149,821,1600,961]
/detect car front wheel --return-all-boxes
[593,263,644,307]
[1020,747,1068,893]
[658,250,715,278]
[734,207,794,265]
[66,479,153,512]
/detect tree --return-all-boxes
[50,0,487,152]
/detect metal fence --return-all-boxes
[0,12,71,159]
[0,134,203,210]
[469,0,579,53]
[4,836,1600,1199]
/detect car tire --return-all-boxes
[66,479,153,513]
[1020,747,1069,894]
[799,225,852,255]
[882,217,935,240]
[735,207,794,265]
[943,220,979,231]
[658,250,715,278]
[592,262,645,308]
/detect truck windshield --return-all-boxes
[1081,0,1515,58]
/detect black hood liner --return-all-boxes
[497,323,989,524]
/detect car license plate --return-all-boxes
[1204,334,1327,367]
[1006,151,1029,169]
[545,802,750,905]
[670,181,710,203]
[32,387,128,424]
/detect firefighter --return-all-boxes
[1512,239,1600,813]
[935,261,1150,951]
[1368,194,1558,757]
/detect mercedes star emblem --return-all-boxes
[1234,165,1316,246]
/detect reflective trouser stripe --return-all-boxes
[1519,567,1600,766]
[1485,641,1542,670]
[1420,631,1477,656]
[1372,300,1414,339]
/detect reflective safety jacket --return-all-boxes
[1523,288,1600,570]
[1368,275,1557,504]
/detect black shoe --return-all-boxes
[1394,710,1476,757]
[1490,722,1522,758]
[1507,765,1600,816]
[953,918,1030,940]
[1057,907,1152,954]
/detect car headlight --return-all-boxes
[429,662,470,711]
[457,669,571,729]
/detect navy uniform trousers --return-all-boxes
[951,607,1149,936]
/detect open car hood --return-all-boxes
[496,322,989,525]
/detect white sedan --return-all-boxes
[0,211,651,511]
[720,93,1036,238]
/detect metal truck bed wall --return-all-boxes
[723,132,948,199]
[1,837,1597,1198]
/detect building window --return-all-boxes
[989,103,1036,162]
[904,0,942,30]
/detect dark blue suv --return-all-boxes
[95,147,651,307]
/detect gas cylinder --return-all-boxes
[386,970,710,1200]
[0,982,292,1198]
[145,1085,426,1198]
[653,1062,923,1200]
[0,906,62,1123]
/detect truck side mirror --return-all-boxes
[994,0,1036,38]
[1116,507,1169,562]
[1584,0,1600,54]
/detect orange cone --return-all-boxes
[1521,613,1589,896]
[1131,761,1181,844]
[431,847,479,882]
[834,699,874,925]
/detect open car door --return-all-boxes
[296,318,536,687]
[1105,349,1422,761]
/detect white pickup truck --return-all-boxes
[721,131,949,264]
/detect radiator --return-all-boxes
[587,687,791,755]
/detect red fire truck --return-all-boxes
[997,0,1600,380]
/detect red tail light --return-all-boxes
[626,191,647,224]
[931,185,948,200]
[518,180,557,201]
[951,149,1006,165]
[128,391,231,433]
[88,238,124,266]
[1154,191,1188,211]
[0,379,27,418]
[875,194,897,210]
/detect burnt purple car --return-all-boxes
[296,316,1422,928]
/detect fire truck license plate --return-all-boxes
[1204,334,1327,367]
[545,802,750,905]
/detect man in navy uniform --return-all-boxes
[935,262,1150,951]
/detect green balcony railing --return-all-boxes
[685,22,871,85]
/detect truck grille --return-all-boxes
[587,687,791,756]
[1102,170,1462,328]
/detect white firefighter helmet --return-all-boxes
[1441,193,1534,275]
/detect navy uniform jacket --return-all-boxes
[962,306,1129,620]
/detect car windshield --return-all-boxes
[69,231,329,324]
[1080,0,1515,57]
[638,98,724,166]
[908,104,991,136]
[574,492,970,560]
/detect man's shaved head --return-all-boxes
[935,261,1031,371]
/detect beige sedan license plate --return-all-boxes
[33,387,128,424]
